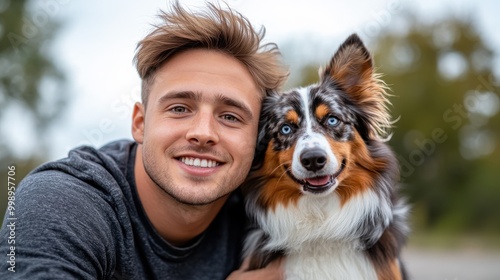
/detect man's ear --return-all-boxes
[132,102,145,144]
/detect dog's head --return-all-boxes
[249,34,396,209]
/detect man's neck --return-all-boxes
[134,146,229,246]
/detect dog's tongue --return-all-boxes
[305,176,330,187]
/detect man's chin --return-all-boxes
[160,185,232,207]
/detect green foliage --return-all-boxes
[0,0,66,130]
[372,13,500,233]
[0,0,67,220]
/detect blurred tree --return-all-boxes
[372,11,500,234]
[0,0,67,219]
[290,11,500,234]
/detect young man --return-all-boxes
[0,2,288,279]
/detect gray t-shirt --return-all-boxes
[0,140,247,279]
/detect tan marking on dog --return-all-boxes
[390,259,403,280]
[254,140,302,210]
[315,104,330,120]
[334,131,389,205]
[286,110,299,124]
[376,258,403,280]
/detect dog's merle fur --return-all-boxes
[242,34,409,279]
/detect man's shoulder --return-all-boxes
[65,139,136,171]
[31,139,135,182]
[0,142,135,279]
[17,139,137,210]
[15,165,116,220]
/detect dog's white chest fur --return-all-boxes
[285,243,377,280]
[256,191,387,279]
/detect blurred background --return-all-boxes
[1,0,499,278]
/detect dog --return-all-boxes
[242,34,409,280]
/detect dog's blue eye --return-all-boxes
[327,116,340,127]
[280,124,292,135]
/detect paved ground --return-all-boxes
[403,246,500,280]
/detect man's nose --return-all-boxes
[185,110,219,146]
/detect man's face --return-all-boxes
[133,49,261,205]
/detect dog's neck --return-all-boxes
[258,189,391,250]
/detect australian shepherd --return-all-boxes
[242,34,409,279]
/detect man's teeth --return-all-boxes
[180,157,220,168]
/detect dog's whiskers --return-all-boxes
[274,161,293,188]
[270,162,289,177]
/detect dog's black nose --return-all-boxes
[300,149,327,172]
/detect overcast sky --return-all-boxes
[7,0,499,160]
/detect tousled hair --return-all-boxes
[134,1,288,106]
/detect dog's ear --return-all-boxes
[321,33,373,95]
[321,34,392,140]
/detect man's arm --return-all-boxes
[0,170,116,279]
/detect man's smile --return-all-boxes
[179,157,221,168]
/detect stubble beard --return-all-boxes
[141,146,250,206]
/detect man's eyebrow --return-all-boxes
[215,94,254,121]
[157,90,200,105]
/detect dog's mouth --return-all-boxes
[303,175,335,194]
[286,159,346,194]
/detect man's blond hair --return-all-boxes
[134,2,288,106]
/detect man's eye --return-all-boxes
[221,114,239,122]
[169,106,187,113]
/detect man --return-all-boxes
[0,2,288,279]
